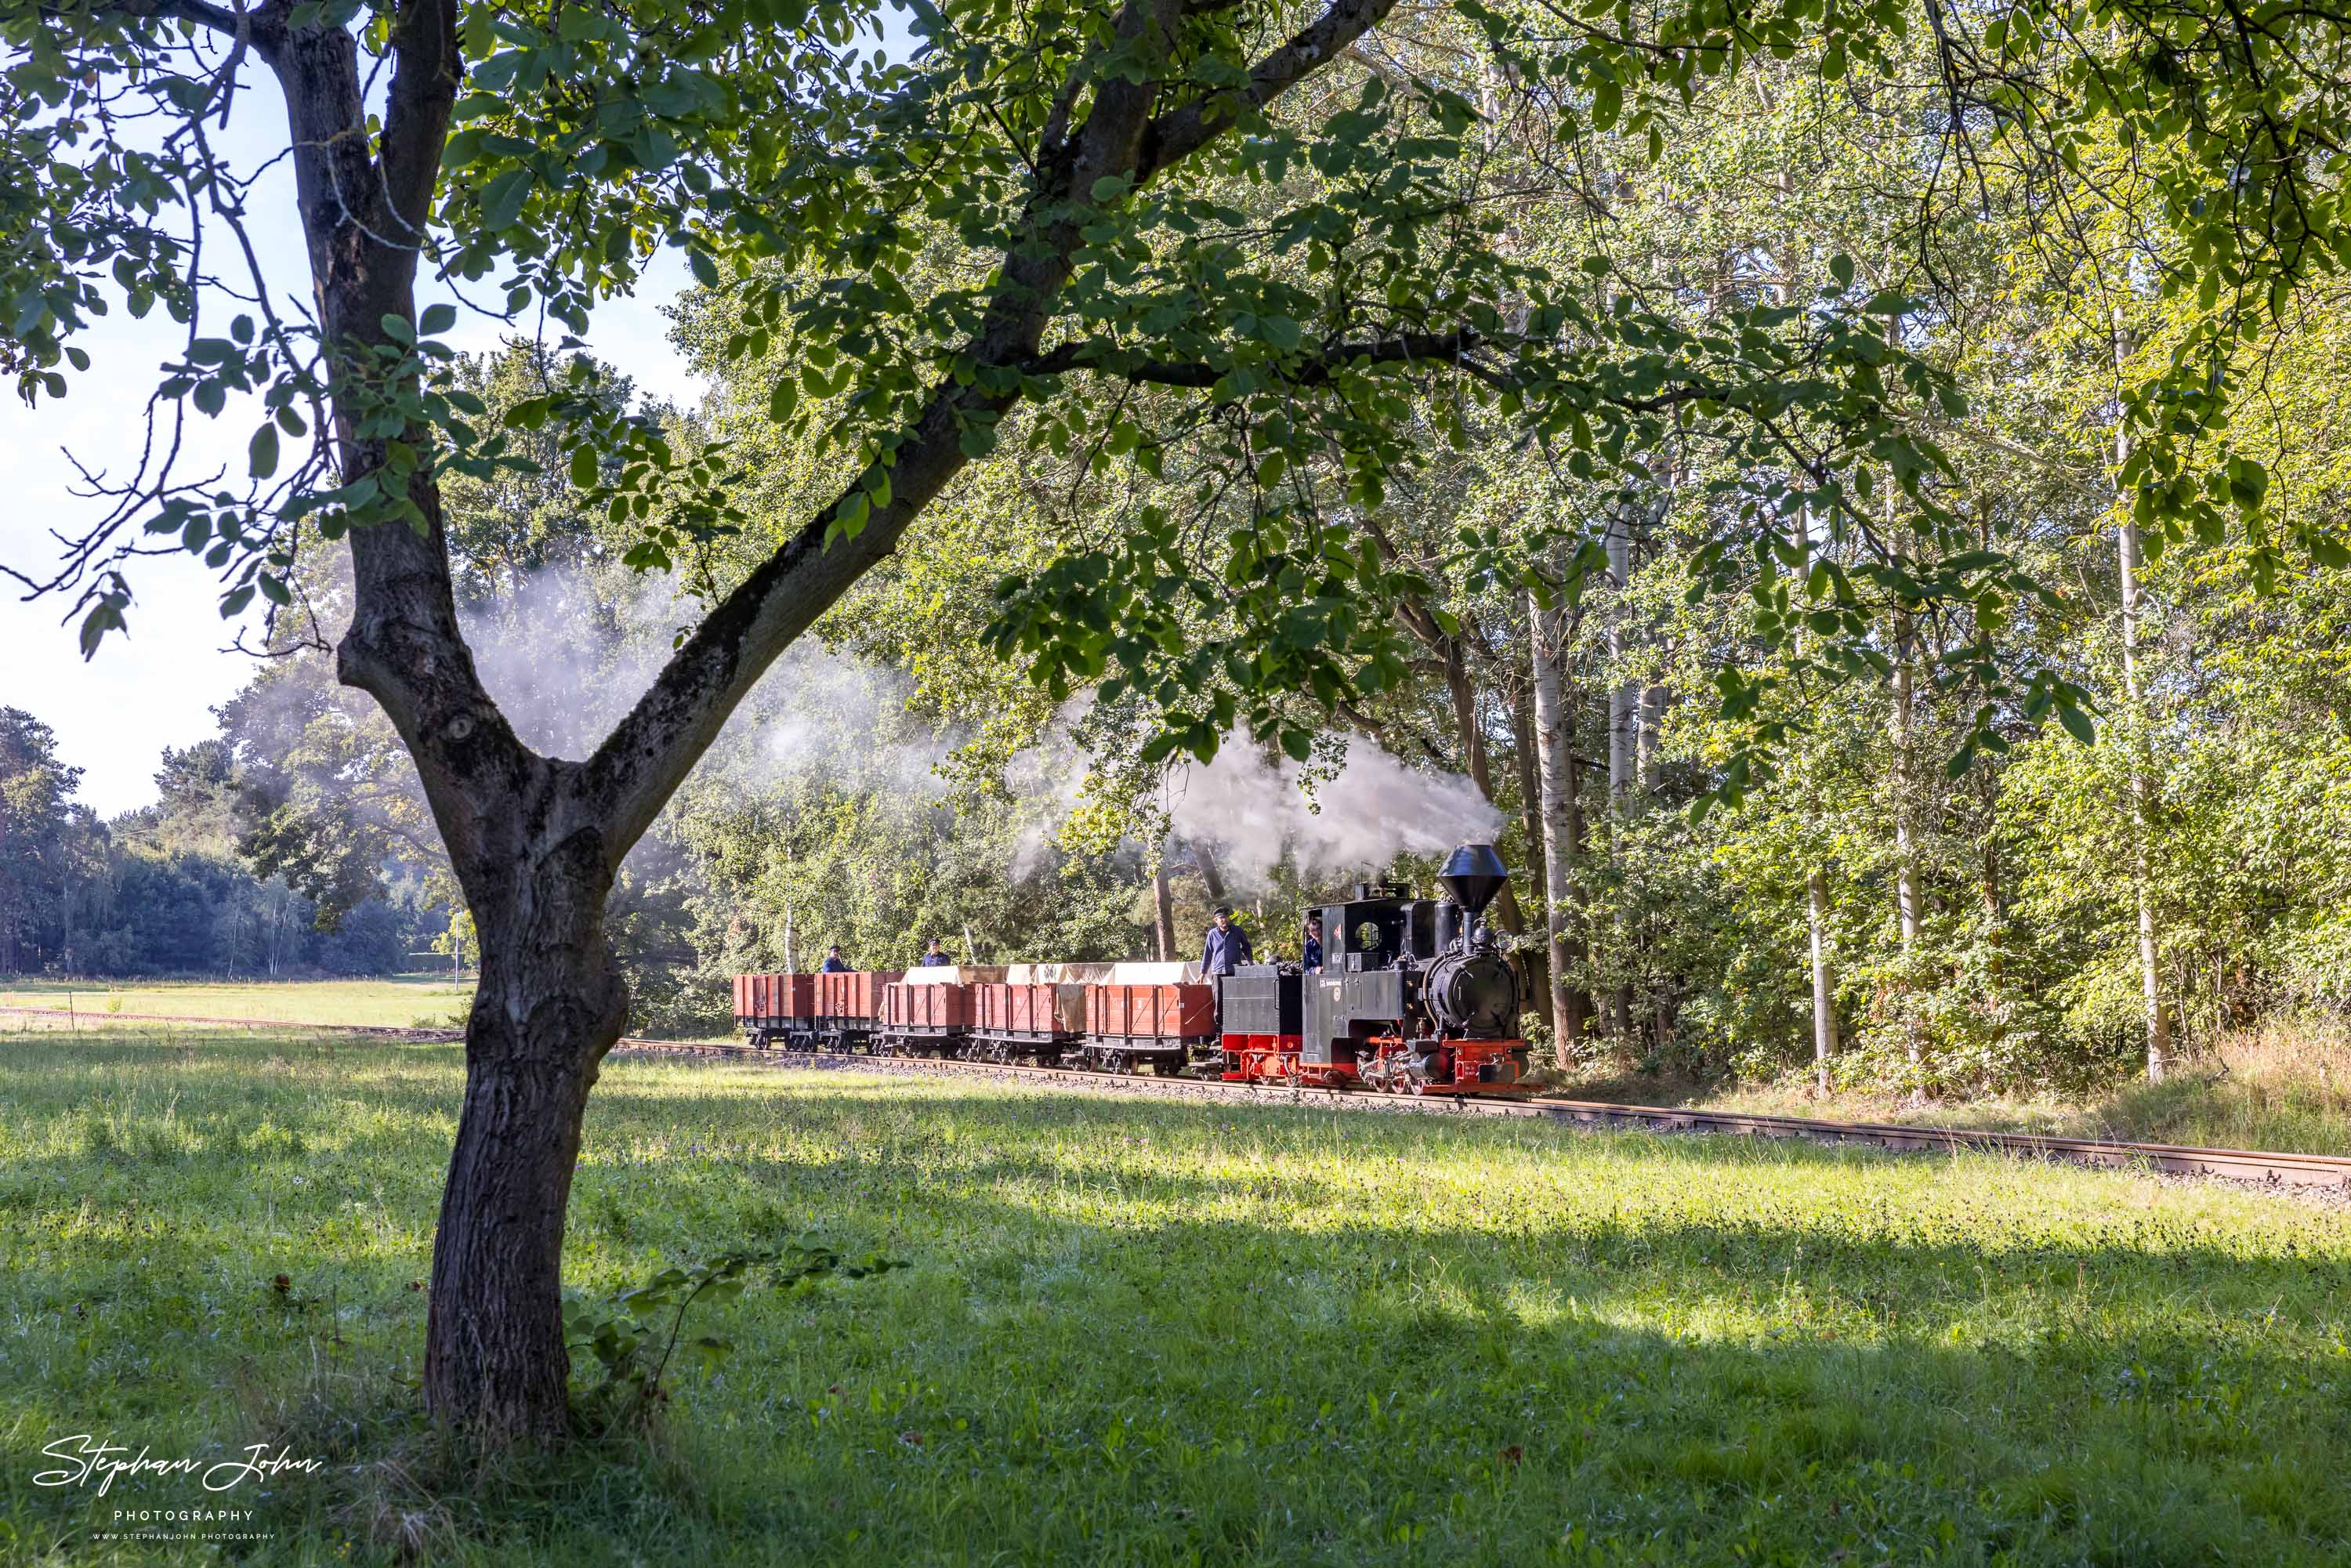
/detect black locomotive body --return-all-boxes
[1214,843,1531,1095]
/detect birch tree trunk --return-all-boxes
[1528,587,1592,1056]
[1892,614,1922,1074]
[1809,866,1838,1092]
[2113,313,2172,1082]
[1603,505,1636,1045]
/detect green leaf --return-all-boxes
[570,445,598,487]
[248,423,280,479]
[2056,704,2096,746]
[481,166,533,232]
[688,248,720,289]
[419,302,457,335]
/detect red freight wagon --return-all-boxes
[810,970,900,1052]
[816,970,899,1023]
[734,972,816,1050]
[882,980,974,1033]
[968,982,1085,1063]
[1077,982,1214,1074]
[1087,983,1215,1041]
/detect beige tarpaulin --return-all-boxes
[895,965,1012,984]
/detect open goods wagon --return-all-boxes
[966,981,1088,1063]
[735,972,815,1050]
[1078,983,1215,1074]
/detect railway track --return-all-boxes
[13,1003,2346,1193]
[608,1037,2351,1194]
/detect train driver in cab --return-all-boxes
[1201,906,1254,977]
[1302,914,1323,973]
[820,944,849,973]
[917,937,953,967]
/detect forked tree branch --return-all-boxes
[577,0,1407,859]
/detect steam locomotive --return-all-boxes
[731,842,1531,1096]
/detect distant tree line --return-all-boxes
[0,710,429,979]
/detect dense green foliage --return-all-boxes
[2,1029,2346,1563]
[11,0,2351,1092]
[0,711,430,980]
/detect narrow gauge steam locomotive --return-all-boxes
[731,842,1530,1096]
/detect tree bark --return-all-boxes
[1505,678,1550,1009]
[1152,861,1176,961]
[2113,313,2171,1082]
[1808,865,1838,1093]
[1603,505,1635,1045]
[1190,839,1228,904]
[1528,588,1592,1057]
[426,846,625,1435]
[1892,612,1922,1072]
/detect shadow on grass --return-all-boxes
[3,1058,2348,1564]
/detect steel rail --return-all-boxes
[9,1004,2339,1191]
[608,1039,2351,1193]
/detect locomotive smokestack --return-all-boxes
[1436,842,1508,915]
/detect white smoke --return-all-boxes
[458,562,951,794]
[1163,734,1501,891]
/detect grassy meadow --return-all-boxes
[1560,1022,2351,1157]
[0,977,473,1032]
[0,1026,2346,1566]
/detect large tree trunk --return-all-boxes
[425,874,625,1436]
[1189,840,1228,904]
[1528,588,1592,1057]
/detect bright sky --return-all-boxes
[0,77,708,818]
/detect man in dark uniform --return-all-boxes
[917,937,953,967]
[819,944,849,972]
[1201,907,1253,977]
[1302,914,1323,973]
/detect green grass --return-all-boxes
[2,1029,2348,1566]
[0,976,473,1030]
[1558,1023,2351,1156]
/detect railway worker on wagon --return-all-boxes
[1302,914,1323,973]
[820,944,849,973]
[1201,906,1254,977]
[917,937,953,967]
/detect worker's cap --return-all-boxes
[1214,905,1234,918]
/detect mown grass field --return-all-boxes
[2,1028,2346,1566]
[0,977,473,1031]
